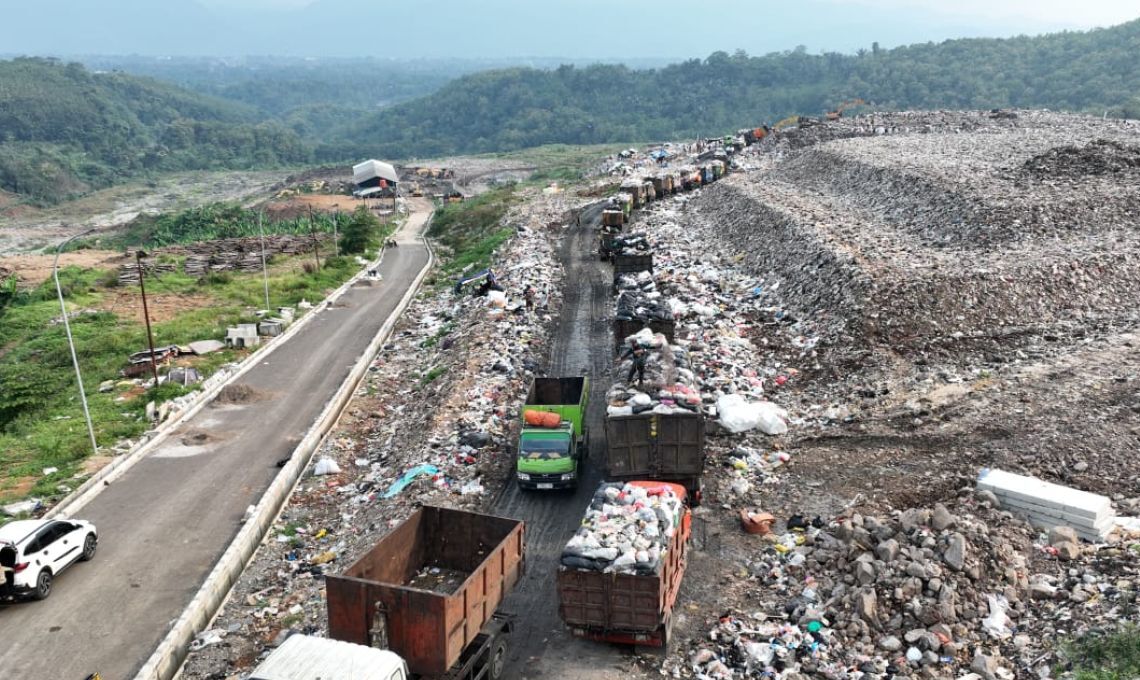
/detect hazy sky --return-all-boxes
[833,0,1140,27]
[196,0,1139,28]
[2,0,1137,58]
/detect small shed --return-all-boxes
[352,160,399,195]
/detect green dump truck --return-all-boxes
[517,377,589,491]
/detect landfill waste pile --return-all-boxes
[1021,138,1140,179]
[672,497,1140,680]
[179,187,589,679]
[561,482,685,575]
[687,111,1140,368]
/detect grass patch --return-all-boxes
[418,366,448,389]
[1061,626,1140,680]
[428,186,520,277]
[421,321,455,349]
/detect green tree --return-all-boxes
[339,206,382,255]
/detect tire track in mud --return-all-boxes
[494,206,637,678]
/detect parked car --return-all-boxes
[0,519,98,600]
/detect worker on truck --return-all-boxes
[620,341,648,386]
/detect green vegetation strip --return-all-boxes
[1061,626,1140,680]
[428,186,520,279]
[0,207,393,510]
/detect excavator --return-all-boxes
[825,98,866,121]
[772,115,801,131]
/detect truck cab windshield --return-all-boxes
[520,438,570,460]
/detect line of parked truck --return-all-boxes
[248,155,733,680]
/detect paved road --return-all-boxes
[0,204,432,680]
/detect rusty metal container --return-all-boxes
[558,482,692,646]
[326,506,525,676]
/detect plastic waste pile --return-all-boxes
[560,482,683,575]
[610,233,652,255]
[615,290,673,323]
[689,615,842,679]
[608,329,702,416]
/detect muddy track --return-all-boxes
[494,205,638,678]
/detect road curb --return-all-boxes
[132,217,434,680]
[46,220,406,520]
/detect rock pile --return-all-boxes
[678,498,1140,679]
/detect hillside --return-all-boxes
[341,19,1140,158]
[0,58,312,203]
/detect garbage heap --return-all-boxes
[615,289,674,324]
[609,329,701,416]
[682,497,1140,679]
[627,199,830,434]
[561,482,684,575]
[611,232,652,255]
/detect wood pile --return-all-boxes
[118,262,177,285]
[118,235,332,282]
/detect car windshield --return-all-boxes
[520,438,570,460]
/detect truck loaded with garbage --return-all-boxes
[558,481,691,646]
[606,327,705,500]
[516,377,589,491]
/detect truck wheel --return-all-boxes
[488,639,507,679]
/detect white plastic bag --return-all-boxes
[981,594,1012,639]
[313,457,341,475]
[716,395,788,435]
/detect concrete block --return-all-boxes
[978,469,1114,540]
[978,469,1112,521]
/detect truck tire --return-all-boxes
[488,639,507,680]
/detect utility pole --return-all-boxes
[136,250,161,388]
[308,205,321,273]
[258,211,270,311]
[332,210,339,258]
[53,229,98,457]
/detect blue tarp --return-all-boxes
[383,464,440,498]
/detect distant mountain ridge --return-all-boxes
[0,58,310,202]
[338,19,1140,159]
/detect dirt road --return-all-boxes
[0,204,431,680]
[493,204,647,679]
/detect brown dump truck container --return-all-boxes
[558,481,692,646]
[326,506,525,676]
[604,412,705,500]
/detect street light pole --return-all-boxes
[53,229,98,457]
[135,250,161,387]
[258,211,270,311]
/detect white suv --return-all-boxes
[0,518,97,600]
